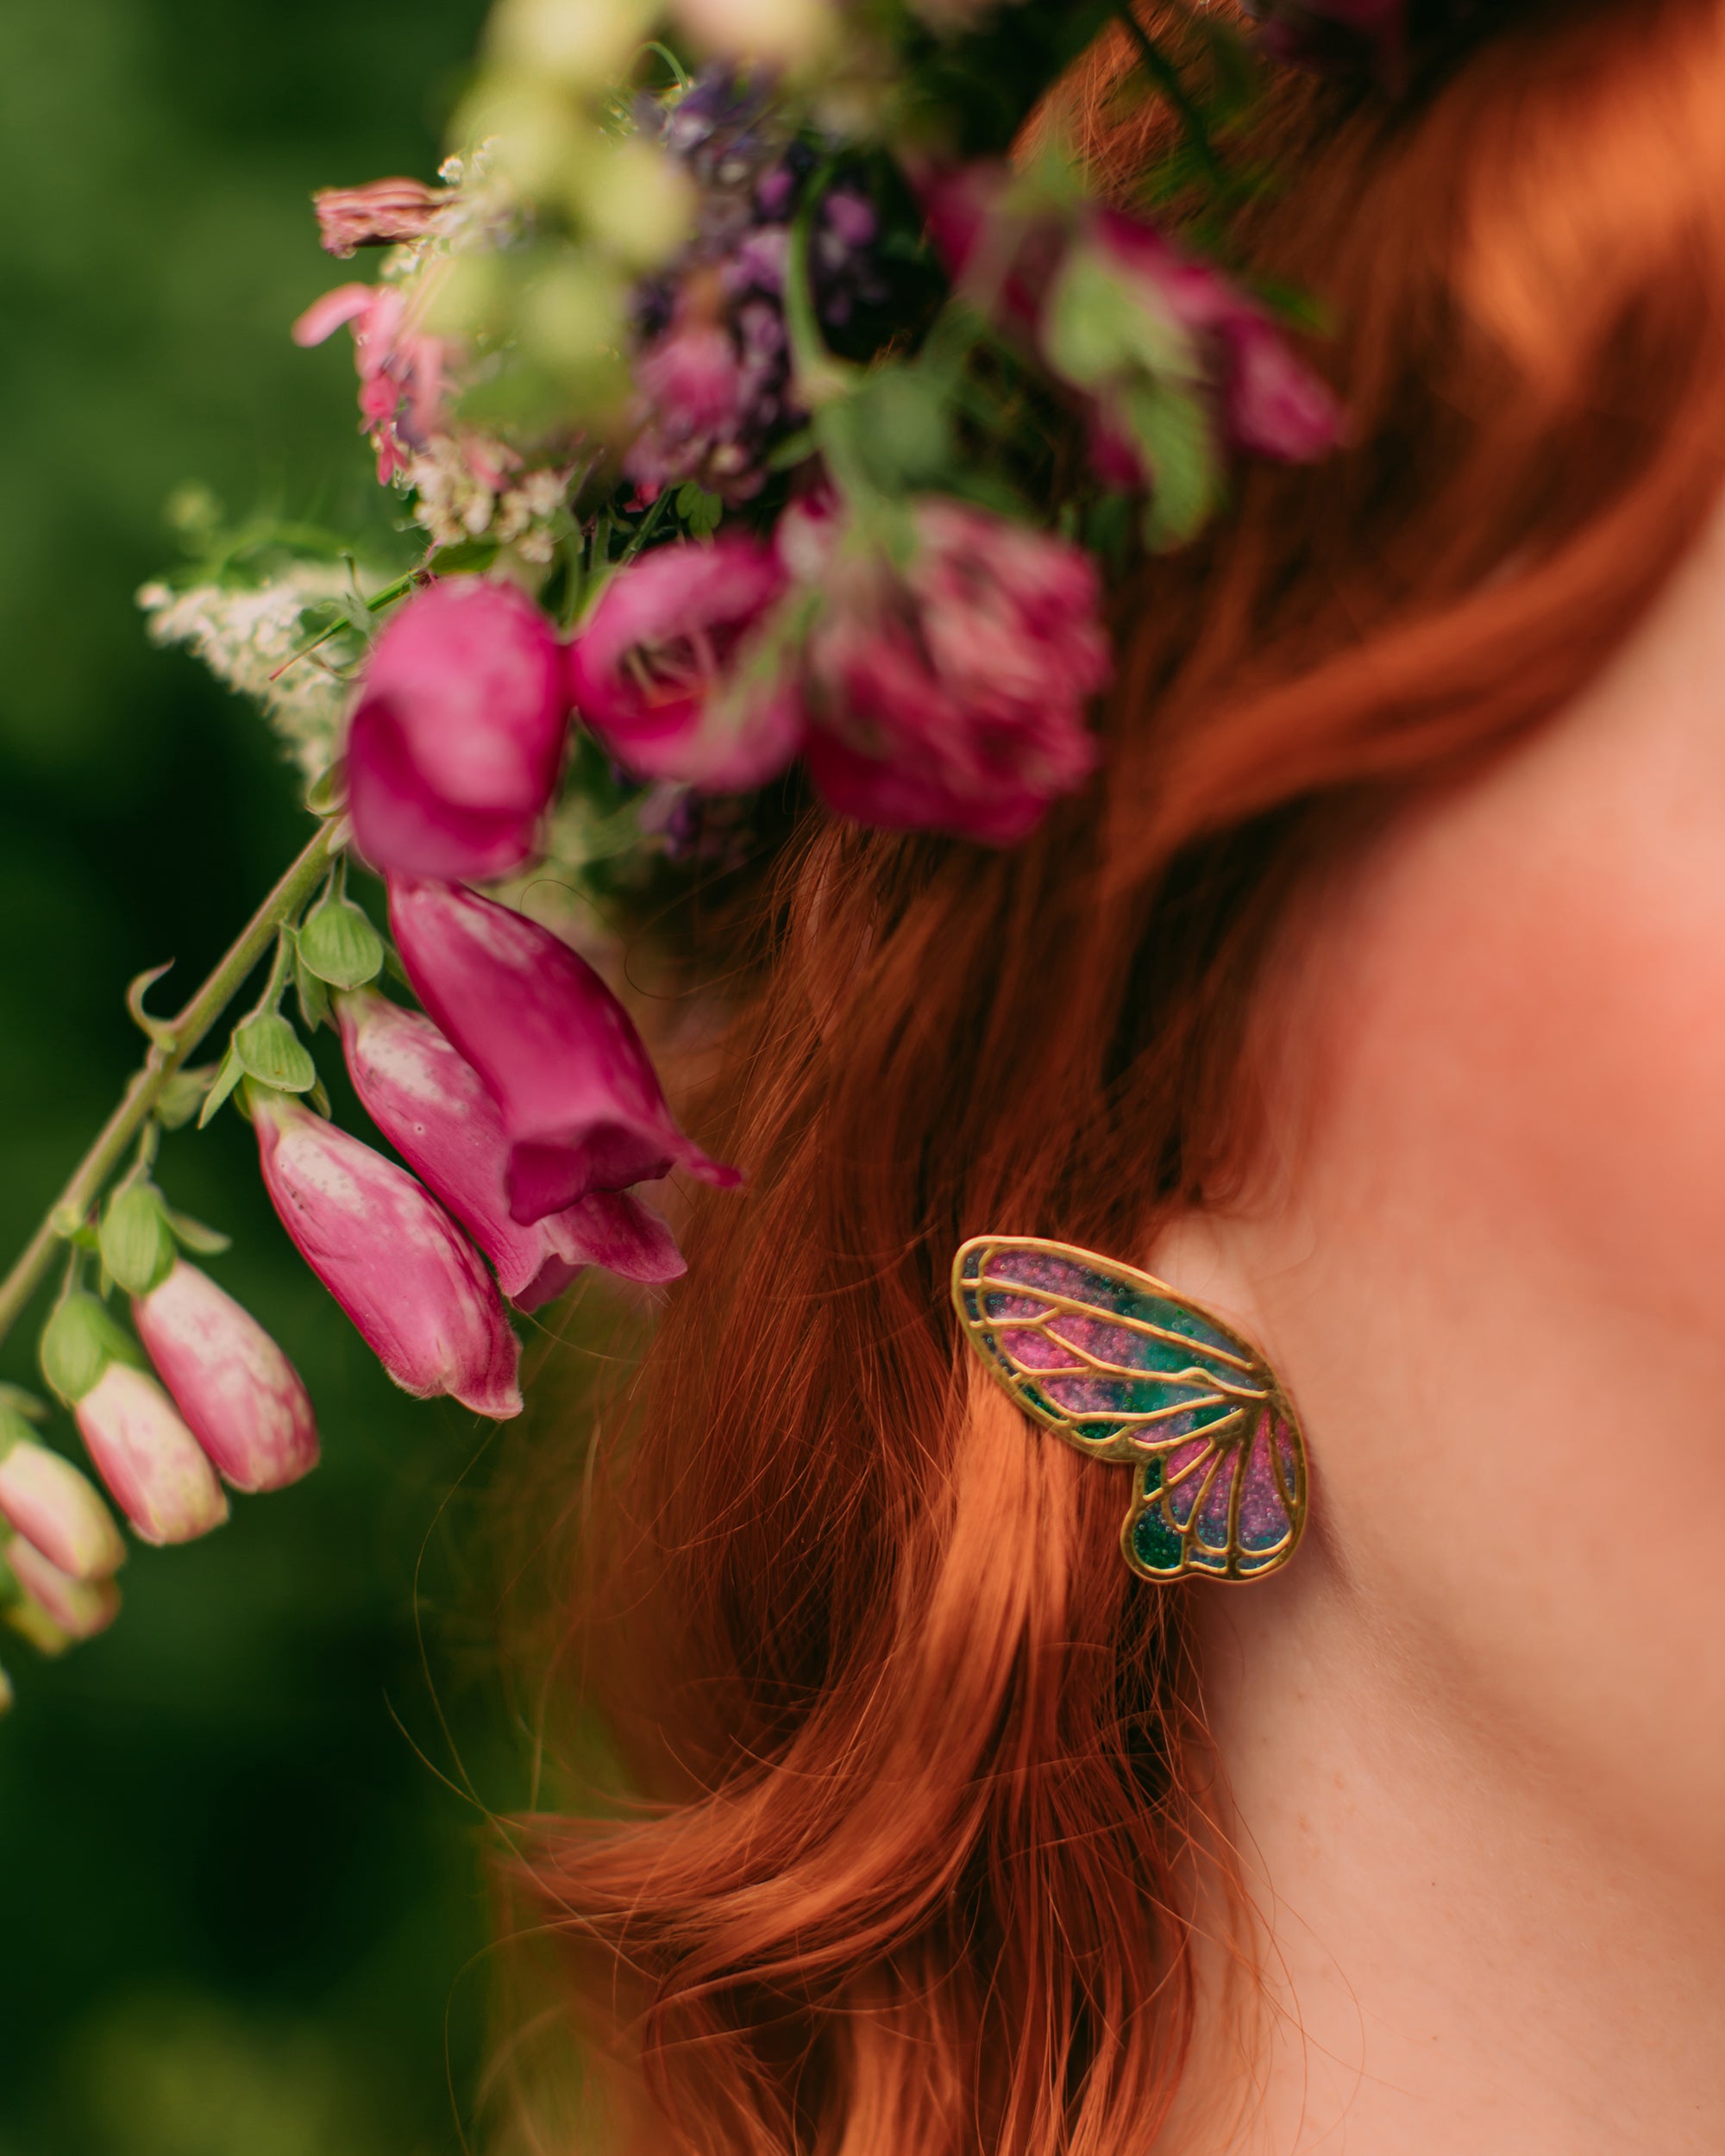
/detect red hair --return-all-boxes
[495,3,1725,2147]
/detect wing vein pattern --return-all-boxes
[951,1235,1308,1583]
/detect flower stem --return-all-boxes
[0,819,341,1349]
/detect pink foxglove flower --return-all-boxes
[6,1536,120,1642]
[337,989,685,1307]
[0,1438,125,1581]
[569,536,804,791]
[314,177,449,258]
[74,1365,230,1545]
[133,1262,319,1494]
[347,578,570,881]
[387,878,741,1224]
[252,1091,523,1418]
[292,283,448,482]
[786,497,1109,845]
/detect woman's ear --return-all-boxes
[1143,1209,1273,1352]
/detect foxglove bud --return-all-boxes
[133,1262,319,1493]
[251,1090,523,1417]
[5,1535,120,1641]
[336,989,685,1308]
[0,1420,126,1580]
[73,1364,230,1545]
[387,878,739,1225]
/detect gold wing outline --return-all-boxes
[951,1234,1308,1583]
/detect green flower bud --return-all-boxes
[99,1185,178,1297]
[297,898,385,991]
[40,1292,141,1407]
[233,1013,317,1094]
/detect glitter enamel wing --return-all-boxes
[951,1237,1308,1583]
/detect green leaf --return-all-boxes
[232,1013,317,1094]
[766,428,816,473]
[162,1206,231,1257]
[156,1064,216,1131]
[40,1292,141,1406]
[1122,383,1223,551]
[198,1042,247,1129]
[425,538,499,574]
[816,369,956,499]
[1041,243,1199,396]
[674,481,724,538]
[294,940,333,1032]
[0,1384,47,1425]
[99,1186,178,1297]
[297,896,384,991]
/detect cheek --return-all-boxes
[1382,788,1725,1322]
[1254,714,1725,1858]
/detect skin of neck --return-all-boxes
[1144,500,1725,2152]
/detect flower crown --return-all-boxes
[0,0,1475,1698]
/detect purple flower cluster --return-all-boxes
[626,73,888,504]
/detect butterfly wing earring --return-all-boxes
[951,1236,1308,1583]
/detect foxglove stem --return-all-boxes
[0,820,341,1349]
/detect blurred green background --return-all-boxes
[0,2,517,2149]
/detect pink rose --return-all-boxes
[252,1092,523,1418]
[387,878,740,1225]
[338,988,685,1308]
[568,536,805,793]
[790,498,1110,846]
[347,578,570,882]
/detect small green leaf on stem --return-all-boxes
[99,1187,178,1297]
[162,1206,231,1257]
[304,768,345,816]
[125,962,177,1044]
[198,1043,247,1129]
[294,940,332,1033]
